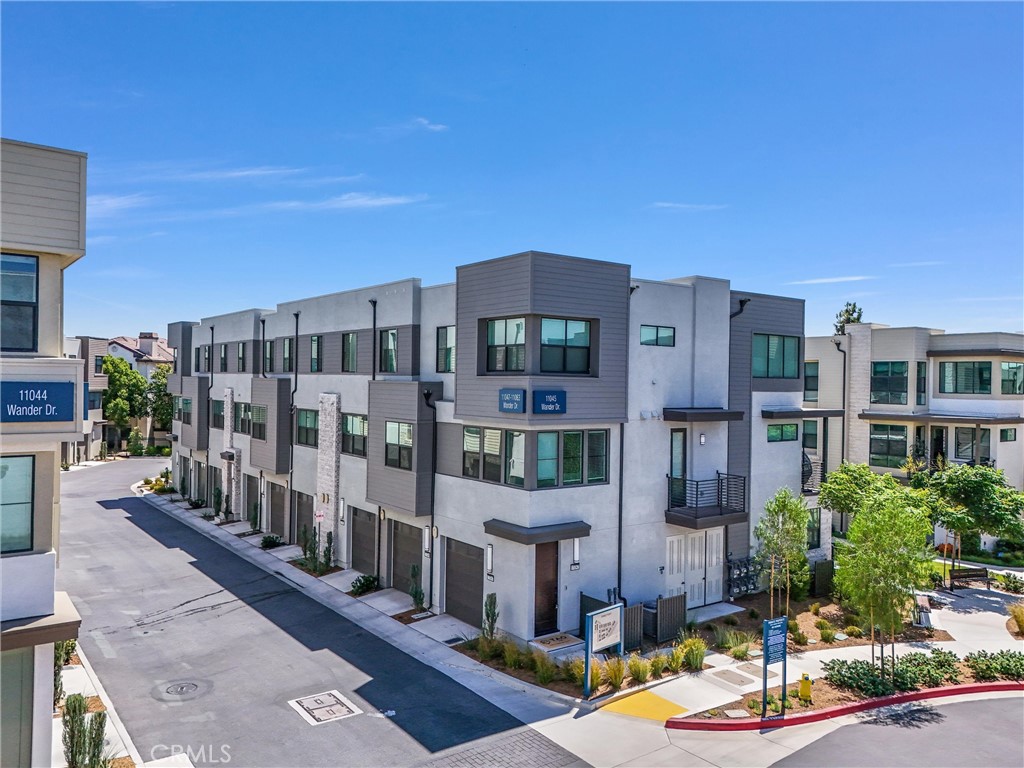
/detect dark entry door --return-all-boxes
[534,542,559,636]
[293,491,315,544]
[351,507,377,575]
[444,538,484,628]
[268,482,286,538]
[244,474,260,526]
[391,521,421,594]
[931,427,946,469]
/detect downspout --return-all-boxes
[288,312,299,542]
[259,318,267,378]
[620,285,641,599]
[728,296,751,567]
[369,299,378,380]
[208,324,214,506]
[422,389,438,611]
[832,338,847,463]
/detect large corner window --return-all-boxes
[538,432,559,488]
[870,361,908,405]
[533,430,609,488]
[1,254,38,352]
[263,340,274,373]
[233,402,252,434]
[753,334,799,379]
[237,342,247,373]
[486,318,525,372]
[869,424,907,468]
[282,338,293,373]
[342,332,357,373]
[251,405,268,440]
[1001,362,1023,395]
[939,362,991,394]
[541,318,591,374]
[917,362,927,405]
[587,430,608,483]
[310,335,323,373]
[0,455,34,553]
[436,326,455,373]
[219,344,228,372]
[180,397,193,425]
[212,400,224,429]
[385,421,413,469]
[803,361,819,402]
[640,325,675,347]
[341,414,366,456]
[297,409,319,448]
[463,427,482,478]
[504,431,525,486]
[954,427,991,463]
[767,423,798,442]
[380,329,397,373]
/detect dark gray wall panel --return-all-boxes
[250,376,291,474]
[179,375,209,450]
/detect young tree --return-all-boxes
[818,462,899,531]
[833,301,864,335]
[101,355,148,430]
[148,363,174,430]
[755,488,811,617]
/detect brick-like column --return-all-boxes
[317,393,340,561]
[224,386,243,519]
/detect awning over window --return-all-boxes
[662,407,745,422]
[483,519,591,545]
[761,407,845,419]
[856,411,1022,425]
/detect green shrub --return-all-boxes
[810,602,821,616]
[731,644,750,661]
[1009,602,1024,634]
[62,693,107,768]
[814,618,832,631]
[627,653,652,684]
[260,535,283,550]
[723,615,739,626]
[844,625,863,638]
[350,574,379,596]
[502,640,524,669]
[483,593,499,640]
[127,428,144,456]
[822,659,894,697]
[748,608,760,620]
[965,650,1024,681]
[57,639,77,667]
[409,564,425,612]
[1004,574,1024,595]
[479,636,504,662]
[161,447,171,456]
[649,652,668,678]
[666,646,685,674]
[188,498,206,509]
[589,657,602,692]
[820,628,836,643]
[681,638,707,671]
[564,656,586,685]
[791,630,808,645]
[534,651,557,684]
[603,656,627,690]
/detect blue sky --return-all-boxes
[3,2,1021,339]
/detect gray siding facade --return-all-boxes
[179,375,209,450]
[249,376,291,474]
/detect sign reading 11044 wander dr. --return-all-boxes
[1,381,76,422]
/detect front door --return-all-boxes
[685,531,706,608]
[351,507,377,575]
[665,534,687,597]
[534,542,559,636]
[704,527,724,604]
[931,427,946,469]
[391,521,422,594]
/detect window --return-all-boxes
[234,402,251,434]
[482,428,501,481]
[486,318,526,372]
[752,334,799,378]
[504,431,525,486]
[180,397,193,425]
[955,427,991,463]
[94,356,104,375]
[0,455,34,553]
[88,391,103,410]
[385,421,413,469]
[538,432,559,488]
[541,318,591,373]
[342,332,357,373]
[803,420,818,450]
[220,344,228,372]
[194,347,201,372]
[204,345,212,372]
[869,424,908,468]
[237,342,247,372]
[463,427,481,477]
[341,414,367,456]
[282,338,293,373]
[297,409,319,448]
[462,427,502,481]
[807,507,821,550]
[436,326,456,373]
[1,254,38,352]
[251,405,268,440]
[379,329,397,373]
[1000,428,1017,442]
[1002,362,1023,395]
[562,431,583,485]
[939,362,991,394]
[767,423,798,442]
[310,335,322,373]
[587,430,608,483]
[263,340,274,373]
[640,325,675,347]
[870,361,908,404]
[917,362,927,406]
[212,400,224,429]
[804,361,819,402]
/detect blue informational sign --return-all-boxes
[762,616,789,717]
[532,390,567,414]
[498,388,526,413]
[1,381,76,422]
[584,603,624,699]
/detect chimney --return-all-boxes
[139,331,158,356]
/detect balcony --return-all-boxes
[665,473,747,529]
[802,453,825,494]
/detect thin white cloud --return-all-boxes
[652,202,728,211]
[412,117,448,132]
[289,173,367,187]
[376,117,450,137]
[888,261,945,268]
[87,193,154,219]
[261,192,427,211]
[172,166,306,181]
[951,296,1024,303]
[787,276,876,285]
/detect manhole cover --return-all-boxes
[288,690,363,726]
[166,682,198,695]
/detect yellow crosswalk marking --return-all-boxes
[601,691,688,721]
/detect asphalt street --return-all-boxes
[57,459,586,768]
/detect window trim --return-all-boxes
[180,397,193,425]
[540,317,592,374]
[1001,362,1023,395]
[94,356,104,375]
[939,361,992,395]
[0,253,39,353]
[807,507,821,550]
[384,420,413,470]
[803,361,819,402]
[462,426,503,482]
[342,332,358,373]
[767,423,798,442]
[954,426,991,463]
[212,399,224,429]
[870,361,909,405]
[0,455,35,553]
[237,342,247,373]
[869,423,908,468]
[486,317,526,373]
[916,361,927,406]
[436,325,455,373]
[297,408,319,448]
[752,333,800,379]
[219,344,228,372]
[532,429,610,489]
[802,419,818,450]
[233,402,252,435]
[310,335,323,373]
[640,324,675,347]
[341,413,367,456]
[282,337,293,373]
[379,329,398,373]
[263,340,274,373]
[251,404,268,441]
[1000,427,1017,442]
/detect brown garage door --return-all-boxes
[391,521,422,595]
[245,474,260,526]
[351,507,377,575]
[293,491,315,544]
[268,482,286,538]
[444,538,484,628]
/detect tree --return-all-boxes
[148,363,173,430]
[818,462,899,530]
[101,355,148,430]
[833,301,864,335]
[755,488,811,617]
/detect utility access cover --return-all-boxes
[288,690,363,726]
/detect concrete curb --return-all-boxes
[664,681,1024,731]
[75,645,147,766]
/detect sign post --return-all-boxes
[583,604,624,699]
[761,616,788,718]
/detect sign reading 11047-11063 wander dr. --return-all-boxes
[1,381,76,422]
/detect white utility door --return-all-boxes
[704,527,724,604]
[685,531,706,607]
[665,534,687,597]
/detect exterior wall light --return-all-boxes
[570,538,580,571]
[423,525,432,556]
[699,433,706,446]
[485,544,494,577]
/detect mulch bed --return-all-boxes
[456,643,585,698]
[110,758,136,768]
[391,608,433,625]
[54,695,106,717]
[287,560,344,578]
[68,653,81,666]
[1006,618,1024,640]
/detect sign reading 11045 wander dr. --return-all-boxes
[1,381,76,422]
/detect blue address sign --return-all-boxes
[532,390,567,414]
[498,388,526,413]
[1,381,76,422]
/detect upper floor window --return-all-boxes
[939,362,991,394]
[1000,428,1017,442]
[1001,362,1023,395]
[640,325,675,347]
[385,421,413,469]
[194,347,201,372]
[342,332,357,373]
[869,424,907,468]
[379,329,397,373]
[955,427,991,463]
[541,318,591,374]
[283,337,293,373]
[803,420,818,450]
[917,362,927,405]
[310,335,322,373]
[0,455,34,553]
[538,432,559,488]
[88,391,103,410]
[237,342,247,372]
[180,397,193,425]
[263,340,274,373]
[462,426,501,481]
[341,413,367,456]
[804,361,819,402]
[233,402,251,434]
[539,429,609,487]
[212,400,224,429]
[752,334,799,378]
[436,326,456,373]
[870,361,908,405]
[1,254,38,352]
[807,507,821,550]
[504,430,525,486]
[251,405,268,440]
[94,356,104,375]
[767,423,798,442]
[297,409,319,447]
[486,318,525,372]
[219,344,228,372]
[203,345,212,372]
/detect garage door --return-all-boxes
[391,521,422,595]
[444,538,484,628]
[293,491,315,544]
[268,482,286,538]
[351,507,377,575]
[245,474,260,526]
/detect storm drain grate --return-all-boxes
[166,682,198,696]
[288,690,363,726]
[443,637,463,646]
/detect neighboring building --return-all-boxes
[62,335,108,462]
[166,250,827,642]
[805,324,1024,543]
[108,331,174,381]
[1,138,85,767]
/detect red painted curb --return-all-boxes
[665,681,1024,731]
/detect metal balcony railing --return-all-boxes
[667,472,746,514]
[802,453,824,493]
